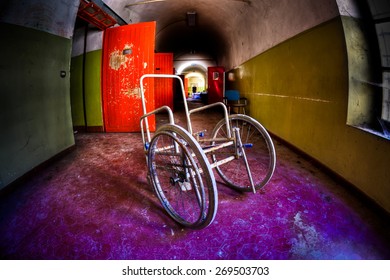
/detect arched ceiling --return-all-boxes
[104,0,252,63]
[81,0,340,71]
[2,0,342,71]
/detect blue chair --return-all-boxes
[223,90,247,114]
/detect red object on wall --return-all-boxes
[184,77,189,98]
[207,66,225,104]
[77,0,116,30]
[154,53,174,110]
[102,22,156,132]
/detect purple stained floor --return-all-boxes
[1,104,390,260]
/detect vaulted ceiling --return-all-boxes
[101,0,340,70]
[74,0,341,72]
[104,0,254,64]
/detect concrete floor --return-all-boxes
[1,102,390,260]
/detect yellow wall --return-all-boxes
[70,50,103,129]
[231,18,390,213]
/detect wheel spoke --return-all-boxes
[211,115,276,191]
[148,124,217,229]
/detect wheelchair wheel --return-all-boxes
[148,124,218,229]
[211,114,276,192]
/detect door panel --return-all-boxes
[207,66,225,104]
[154,53,174,110]
[102,22,156,132]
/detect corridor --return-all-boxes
[1,0,390,262]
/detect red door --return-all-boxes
[154,53,174,110]
[102,22,156,132]
[207,66,225,104]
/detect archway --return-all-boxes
[185,71,206,96]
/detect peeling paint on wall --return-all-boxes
[109,44,135,70]
[109,50,127,70]
[122,87,141,99]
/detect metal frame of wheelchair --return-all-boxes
[139,74,276,229]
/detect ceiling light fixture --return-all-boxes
[125,0,166,8]
[186,11,197,27]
